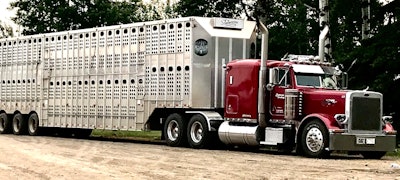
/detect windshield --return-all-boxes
[296,73,322,87]
[295,73,338,89]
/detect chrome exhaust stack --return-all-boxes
[258,22,269,128]
[318,26,329,62]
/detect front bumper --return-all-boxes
[329,133,396,151]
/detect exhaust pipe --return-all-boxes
[258,22,269,128]
[318,26,329,62]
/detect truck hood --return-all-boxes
[300,89,347,117]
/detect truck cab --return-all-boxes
[221,55,397,158]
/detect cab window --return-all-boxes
[278,69,291,86]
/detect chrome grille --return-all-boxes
[351,96,381,131]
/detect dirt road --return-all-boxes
[0,135,399,180]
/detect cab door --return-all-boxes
[269,68,292,119]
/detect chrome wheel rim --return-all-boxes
[190,121,203,143]
[305,127,324,153]
[167,120,179,141]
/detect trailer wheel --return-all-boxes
[0,113,11,134]
[28,113,40,136]
[12,113,27,135]
[187,114,212,149]
[361,151,386,159]
[164,113,186,147]
[300,120,330,158]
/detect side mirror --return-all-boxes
[341,72,348,89]
[269,68,279,85]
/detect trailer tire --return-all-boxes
[0,113,11,134]
[361,151,386,159]
[28,113,40,136]
[12,113,27,135]
[300,120,330,158]
[164,113,186,147]
[187,114,212,149]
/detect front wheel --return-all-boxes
[300,120,330,158]
[164,113,187,147]
[361,151,386,159]
[187,114,211,149]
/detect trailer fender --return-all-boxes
[185,111,224,131]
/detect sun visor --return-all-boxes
[292,64,324,74]
[194,17,257,39]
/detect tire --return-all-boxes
[187,114,212,149]
[12,113,27,135]
[0,113,11,134]
[361,151,386,159]
[300,120,330,158]
[164,113,187,147]
[28,113,40,136]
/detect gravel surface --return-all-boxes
[0,135,399,180]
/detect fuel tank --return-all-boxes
[218,121,260,146]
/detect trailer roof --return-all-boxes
[194,17,257,39]
[0,17,258,42]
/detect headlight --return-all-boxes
[334,114,347,124]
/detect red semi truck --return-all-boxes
[0,17,396,158]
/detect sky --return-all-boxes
[0,0,17,30]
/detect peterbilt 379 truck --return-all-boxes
[0,17,396,158]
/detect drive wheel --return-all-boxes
[12,113,27,135]
[164,113,186,147]
[187,114,211,149]
[301,120,330,158]
[0,113,11,134]
[361,151,386,159]
[28,113,40,136]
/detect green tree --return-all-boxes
[174,0,242,18]
[136,0,178,21]
[246,0,320,59]
[10,0,142,35]
[0,21,13,38]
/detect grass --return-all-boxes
[91,129,161,140]
[386,148,400,158]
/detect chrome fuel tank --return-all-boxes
[218,121,260,146]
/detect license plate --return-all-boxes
[356,137,375,145]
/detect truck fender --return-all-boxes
[296,113,340,143]
[185,111,224,131]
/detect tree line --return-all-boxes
[2,0,400,123]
